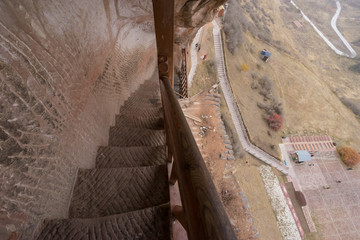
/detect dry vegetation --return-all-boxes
[338,147,360,167]
[222,0,360,157]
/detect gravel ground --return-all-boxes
[259,165,301,240]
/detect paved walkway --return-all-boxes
[212,20,289,175]
[188,26,204,87]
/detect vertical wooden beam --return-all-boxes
[152,0,174,87]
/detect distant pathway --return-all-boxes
[188,27,204,87]
[212,20,289,175]
[291,0,356,58]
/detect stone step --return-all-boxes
[119,106,163,119]
[36,205,170,240]
[96,146,167,168]
[69,165,169,218]
[123,96,161,106]
[115,114,164,129]
[108,127,165,147]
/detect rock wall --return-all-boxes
[0,0,223,239]
[0,1,156,239]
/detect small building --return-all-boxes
[296,150,311,162]
[260,49,271,62]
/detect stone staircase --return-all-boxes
[35,77,171,239]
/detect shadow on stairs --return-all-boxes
[35,76,171,239]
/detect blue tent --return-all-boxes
[261,50,272,57]
[296,151,311,162]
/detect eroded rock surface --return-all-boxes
[0,0,222,238]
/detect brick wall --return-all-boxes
[0,0,156,238]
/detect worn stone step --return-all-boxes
[119,106,163,119]
[69,165,169,218]
[36,205,171,240]
[123,96,161,107]
[115,114,164,129]
[96,146,167,168]
[108,127,165,147]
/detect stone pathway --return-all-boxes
[212,20,289,175]
[188,26,204,87]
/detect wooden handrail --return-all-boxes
[152,1,236,238]
[159,76,237,240]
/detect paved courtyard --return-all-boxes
[291,150,360,240]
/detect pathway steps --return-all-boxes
[212,20,289,175]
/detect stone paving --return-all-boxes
[290,150,360,239]
[212,20,288,175]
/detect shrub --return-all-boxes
[240,63,249,71]
[223,0,247,54]
[259,76,273,91]
[338,147,360,167]
[267,113,283,131]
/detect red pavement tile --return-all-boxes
[341,193,360,206]
[339,232,360,240]
[308,195,326,209]
[303,189,321,198]
[312,143,318,151]
[318,163,328,174]
[299,144,305,150]
[318,222,339,236]
[324,237,341,240]
[351,180,360,190]
[323,172,335,183]
[324,196,344,209]
[328,207,348,220]
[320,187,339,198]
[320,143,327,150]
[323,235,341,240]
[312,208,332,224]
[334,184,354,194]
[346,171,360,181]
[344,205,360,218]
[325,162,344,172]
[334,219,356,234]
[351,216,360,229]
[308,144,313,151]
[329,171,349,182]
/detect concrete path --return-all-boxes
[188,26,204,87]
[212,20,289,175]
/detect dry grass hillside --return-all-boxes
[223,0,360,157]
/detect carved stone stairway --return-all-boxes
[35,77,171,239]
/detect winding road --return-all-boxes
[291,0,356,58]
[212,20,289,175]
[188,26,204,87]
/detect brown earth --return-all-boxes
[223,0,360,160]
[184,22,283,239]
[181,92,259,240]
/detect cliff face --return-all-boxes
[0,0,222,238]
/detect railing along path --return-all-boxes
[152,1,237,239]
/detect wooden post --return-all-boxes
[152,0,174,87]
